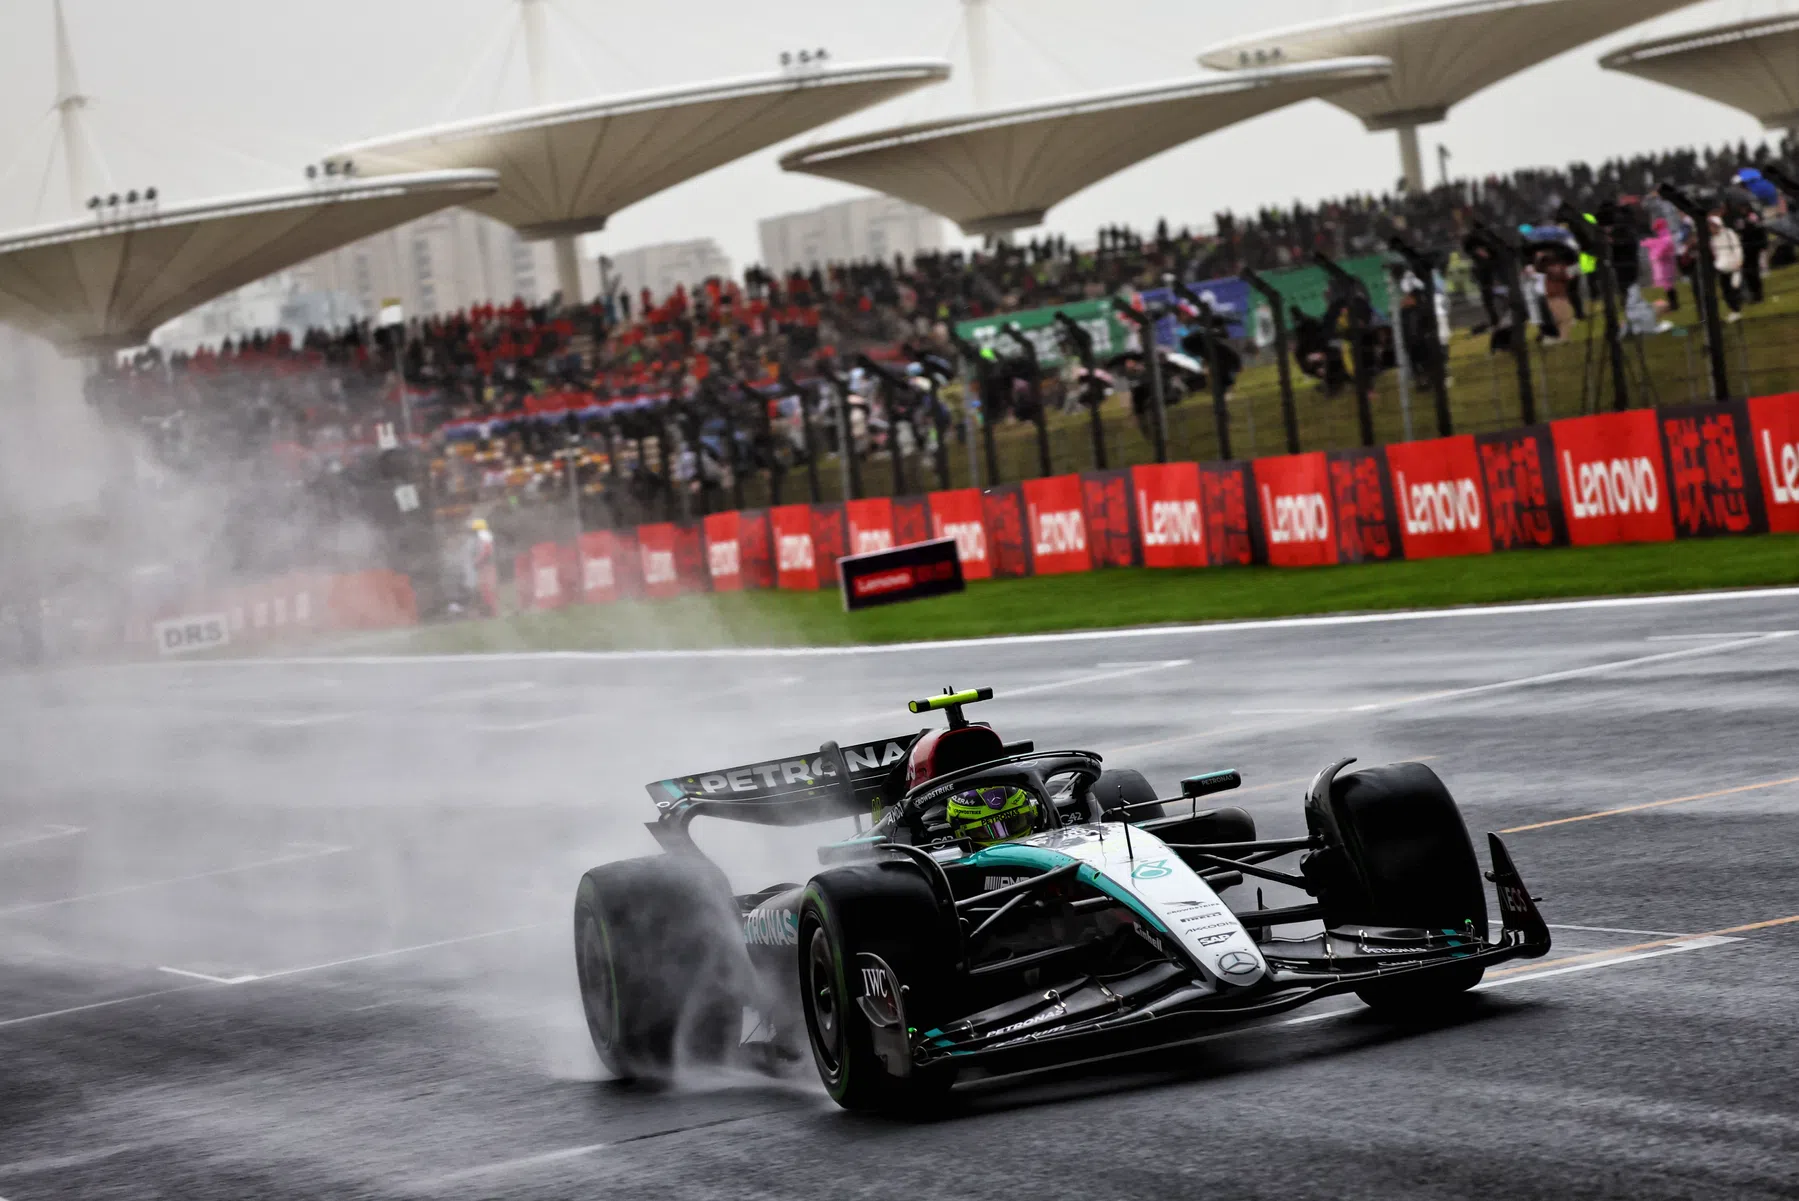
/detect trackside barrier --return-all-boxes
[139,567,418,647]
[503,396,1798,611]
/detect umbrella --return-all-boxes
[1162,351,1204,376]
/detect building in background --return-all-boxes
[605,238,734,305]
[149,209,586,350]
[758,195,946,275]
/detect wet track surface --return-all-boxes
[3,591,1798,1199]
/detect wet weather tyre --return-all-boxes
[1091,768,1165,821]
[573,854,751,1081]
[1301,762,1488,1013]
[798,861,958,1113]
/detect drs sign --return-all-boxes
[154,613,230,656]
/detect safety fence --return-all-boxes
[508,392,1799,611]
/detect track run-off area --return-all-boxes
[3,588,1798,1199]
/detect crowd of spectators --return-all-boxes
[92,131,1799,578]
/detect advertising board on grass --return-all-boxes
[839,538,966,612]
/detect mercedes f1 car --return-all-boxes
[573,687,1550,1110]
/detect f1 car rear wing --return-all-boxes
[644,733,919,850]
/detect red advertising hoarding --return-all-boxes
[1327,448,1402,563]
[1658,403,1765,538]
[1200,462,1260,566]
[1476,426,1565,550]
[1549,411,1675,546]
[1131,462,1206,568]
[771,503,819,590]
[893,495,931,547]
[1253,452,1336,567]
[980,484,1032,578]
[1082,469,1138,569]
[527,541,567,610]
[703,511,743,591]
[845,497,897,556]
[812,503,849,586]
[928,488,992,580]
[635,523,683,599]
[577,530,619,604]
[1746,393,1799,535]
[1384,435,1493,560]
[1022,474,1091,575]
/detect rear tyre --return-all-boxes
[1090,768,1166,821]
[1301,762,1488,1014]
[573,854,752,1081]
[798,860,959,1113]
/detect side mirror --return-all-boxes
[1181,769,1241,799]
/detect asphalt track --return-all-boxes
[3,590,1799,1199]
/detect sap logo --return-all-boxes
[534,565,561,600]
[1138,496,1202,547]
[1397,471,1483,535]
[778,534,815,572]
[707,540,740,579]
[642,549,677,586]
[1261,487,1330,544]
[852,528,894,555]
[744,907,798,946]
[1762,431,1799,506]
[581,556,614,592]
[1031,508,1086,555]
[939,520,987,562]
[1562,452,1660,519]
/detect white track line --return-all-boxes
[0,984,207,1029]
[1346,632,1793,713]
[157,967,258,985]
[1547,923,1691,937]
[0,825,86,852]
[0,844,351,918]
[110,586,1799,666]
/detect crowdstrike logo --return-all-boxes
[642,549,677,586]
[939,520,987,562]
[1260,486,1330,544]
[1561,452,1660,518]
[1396,471,1482,535]
[581,556,614,592]
[1031,507,1086,555]
[1762,430,1799,506]
[852,528,894,555]
[1137,495,1203,547]
[777,534,815,572]
[708,541,740,579]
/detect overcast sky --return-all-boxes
[0,0,1793,272]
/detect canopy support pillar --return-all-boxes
[1397,124,1425,194]
[553,235,583,305]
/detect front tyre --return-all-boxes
[574,854,751,1081]
[798,861,958,1113]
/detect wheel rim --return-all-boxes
[577,914,616,1052]
[805,925,844,1080]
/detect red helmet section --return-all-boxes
[905,724,1006,790]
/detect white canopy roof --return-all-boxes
[1601,15,1799,132]
[1199,0,1704,130]
[326,59,951,239]
[0,170,498,353]
[777,58,1392,236]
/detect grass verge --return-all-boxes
[383,534,1799,655]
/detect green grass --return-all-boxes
[385,533,1799,655]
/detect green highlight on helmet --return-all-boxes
[907,687,993,714]
[946,784,1041,847]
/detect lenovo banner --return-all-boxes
[845,497,897,556]
[812,503,849,586]
[1746,393,1799,535]
[1254,452,1336,567]
[1658,403,1765,539]
[528,541,567,610]
[1200,462,1261,566]
[1023,474,1092,575]
[929,488,993,580]
[1475,426,1566,551]
[704,511,745,591]
[1082,469,1139,569]
[1132,462,1206,568]
[839,537,966,611]
[577,530,620,604]
[1385,435,1493,560]
[1327,448,1402,563]
[770,504,819,590]
[893,495,931,548]
[981,484,1032,578]
[1550,411,1675,546]
[636,523,684,599]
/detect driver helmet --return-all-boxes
[945,784,1042,847]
